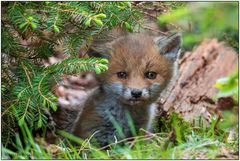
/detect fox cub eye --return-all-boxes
[145,71,157,79]
[117,71,127,79]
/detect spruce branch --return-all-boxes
[45,57,109,75]
[2,1,142,147]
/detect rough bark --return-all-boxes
[157,39,238,124]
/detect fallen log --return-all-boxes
[157,39,238,124]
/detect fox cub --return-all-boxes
[72,33,182,146]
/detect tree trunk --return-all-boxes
[157,39,238,124]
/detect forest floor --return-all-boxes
[2,114,239,159]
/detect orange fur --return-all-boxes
[72,33,180,146]
[102,34,172,89]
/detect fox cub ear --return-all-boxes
[154,33,182,62]
[87,43,113,59]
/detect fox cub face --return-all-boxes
[93,33,181,106]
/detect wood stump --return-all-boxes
[158,39,238,124]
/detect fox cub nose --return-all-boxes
[131,90,142,98]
